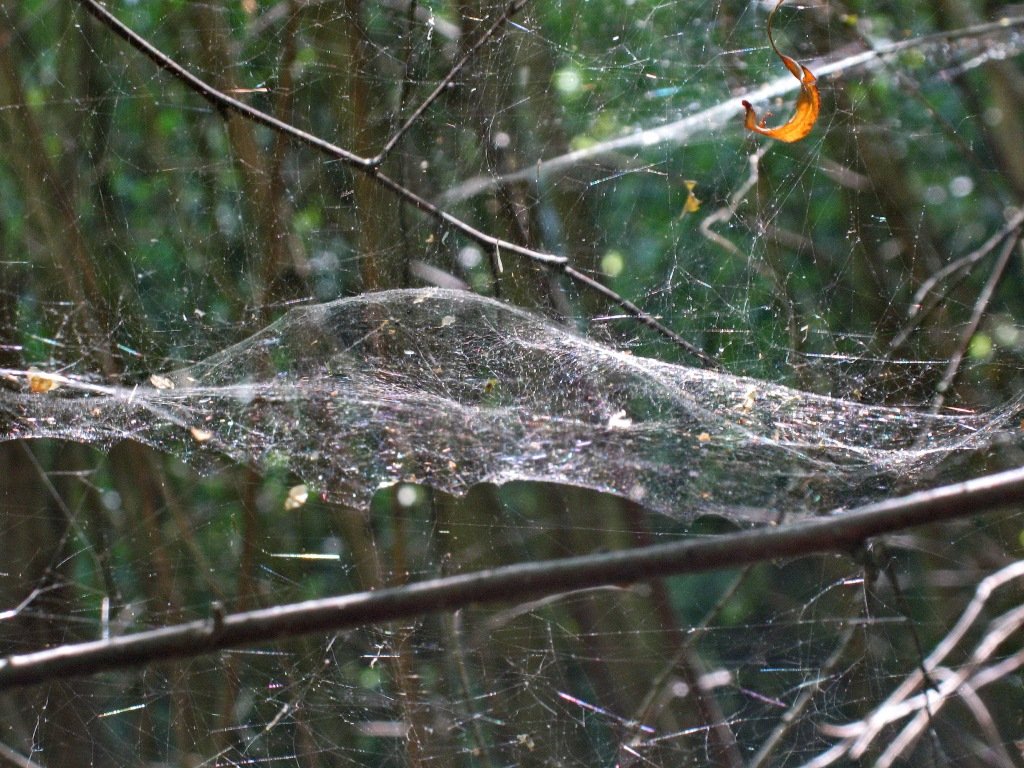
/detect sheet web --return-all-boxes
[2,0,1024,766]
[0,286,1014,517]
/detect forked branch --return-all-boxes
[803,560,1024,767]
[72,0,720,369]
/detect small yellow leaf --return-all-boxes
[738,388,757,412]
[682,180,702,213]
[27,368,61,394]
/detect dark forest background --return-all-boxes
[2,0,1024,765]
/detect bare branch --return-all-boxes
[0,741,46,768]
[928,234,1021,413]
[889,207,1024,354]
[805,560,1024,767]
[72,0,719,367]
[4,464,1024,689]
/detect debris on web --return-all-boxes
[0,288,1012,518]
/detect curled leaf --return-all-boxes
[742,0,820,143]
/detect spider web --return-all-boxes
[0,286,1016,518]
[2,0,1024,766]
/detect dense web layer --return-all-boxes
[5,0,1024,765]
[0,288,1012,518]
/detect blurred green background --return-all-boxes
[2,0,1024,765]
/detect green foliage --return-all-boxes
[1,0,1024,764]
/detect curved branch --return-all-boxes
[72,0,719,368]
[3,464,1024,689]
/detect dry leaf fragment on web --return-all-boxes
[27,368,62,394]
[150,374,175,390]
[682,180,702,213]
[741,0,820,143]
[284,484,309,511]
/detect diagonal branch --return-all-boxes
[3,463,1024,689]
[369,0,531,167]
[72,0,720,368]
[927,234,1021,413]
[440,15,1024,204]
[888,208,1024,354]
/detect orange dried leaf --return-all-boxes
[741,0,820,143]
[27,368,61,394]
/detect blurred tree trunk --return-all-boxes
[311,0,401,291]
[0,443,95,768]
[453,0,556,307]
[0,24,114,374]
[190,3,306,308]
[935,0,1024,197]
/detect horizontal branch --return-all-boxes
[3,465,1024,689]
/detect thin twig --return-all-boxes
[4,464,1024,689]
[72,0,718,367]
[889,208,1024,354]
[698,146,770,258]
[370,0,531,167]
[928,233,1020,413]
